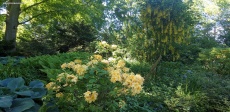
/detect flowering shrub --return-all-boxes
[45,54,144,111]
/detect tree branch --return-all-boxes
[19,10,55,24]
[20,0,48,13]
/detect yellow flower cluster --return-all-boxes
[116,60,126,68]
[60,60,88,76]
[93,54,102,61]
[46,82,60,91]
[46,54,145,106]
[57,73,78,87]
[56,92,64,98]
[108,60,144,95]
[84,91,98,103]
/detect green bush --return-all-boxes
[0,77,46,112]
[43,54,145,111]
[198,48,230,75]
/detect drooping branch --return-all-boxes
[20,0,47,13]
[19,10,55,24]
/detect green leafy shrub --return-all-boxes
[198,48,230,75]
[43,54,145,111]
[0,77,46,112]
[0,52,91,82]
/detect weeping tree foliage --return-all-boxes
[127,0,196,62]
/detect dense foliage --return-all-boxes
[0,0,230,111]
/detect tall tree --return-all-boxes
[4,0,21,52]
[130,0,197,62]
[1,0,104,54]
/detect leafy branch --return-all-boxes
[19,10,56,24]
[20,0,48,13]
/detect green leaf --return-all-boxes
[8,98,35,112]
[40,69,62,80]
[7,77,25,92]
[0,78,14,87]
[29,80,44,88]
[89,79,97,83]
[14,90,33,96]
[30,88,47,99]
[0,96,13,108]
[24,103,40,112]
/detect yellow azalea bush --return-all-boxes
[45,54,144,111]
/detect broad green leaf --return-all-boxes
[31,88,46,99]
[0,78,14,87]
[9,98,35,112]
[0,96,13,108]
[7,77,25,92]
[14,90,33,96]
[29,80,44,88]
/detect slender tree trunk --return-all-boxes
[4,0,21,53]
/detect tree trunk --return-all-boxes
[4,0,21,53]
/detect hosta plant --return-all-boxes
[0,77,46,112]
[44,54,145,111]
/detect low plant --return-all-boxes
[43,54,145,111]
[0,77,46,112]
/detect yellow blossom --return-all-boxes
[117,60,125,68]
[76,65,88,76]
[46,82,60,91]
[122,67,130,73]
[133,74,144,85]
[74,59,82,64]
[93,55,102,61]
[57,73,66,82]
[67,61,75,68]
[91,60,98,65]
[61,63,67,69]
[107,67,115,73]
[46,82,55,90]
[87,60,98,66]
[121,73,129,81]
[56,92,64,98]
[131,83,142,95]
[66,74,78,84]
[123,74,135,87]
[84,91,98,103]
[110,70,122,83]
